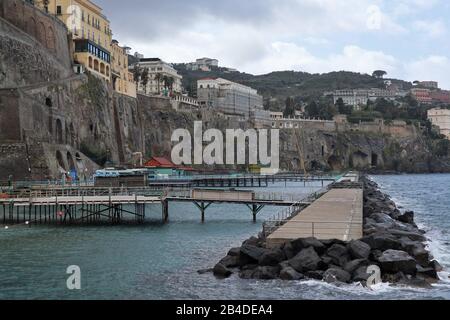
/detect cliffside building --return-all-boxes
[187,57,219,72]
[37,0,112,81]
[111,40,136,98]
[197,78,264,120]
[428,108,450,140]
[133,58,183,96]
[330,89,407,110]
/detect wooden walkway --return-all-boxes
[266,188,363,247]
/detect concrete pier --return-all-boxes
[266,188,363,247]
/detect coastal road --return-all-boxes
[266,188,363,247]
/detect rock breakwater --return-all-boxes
[210,176,442,288]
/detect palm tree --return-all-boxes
[155,73,162,95]
[132,64,141,91]
[140,68,149,94]
[167,77,175,94]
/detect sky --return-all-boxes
[96,0,450,89]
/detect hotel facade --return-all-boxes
[197,78,264,120]
[37,0,135,97]
[428,108,450,140]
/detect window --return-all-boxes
[56,6,62,15]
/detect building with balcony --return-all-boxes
[197,78,263,120]
[428,108,450,140]
[411,88,433,104]
[111,40,136,98]
[132,58,183,96]
[37,0,113,81]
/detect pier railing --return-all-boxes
[262,187,329,237]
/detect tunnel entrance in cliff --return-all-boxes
[371,153,379,167]
[327,155,342,171]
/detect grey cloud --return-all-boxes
[96,0,274,41]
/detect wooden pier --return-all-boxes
[265,187,363,246]
[148,174,336,188]
[0,187,315,226]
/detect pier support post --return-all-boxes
[162,199,169,223]
[246,204,265,223]
[193,201,212,223]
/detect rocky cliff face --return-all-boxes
[279,129,450,174]
[1,3,448,180]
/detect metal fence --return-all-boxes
[262,187,329,238]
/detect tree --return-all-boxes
[335,98,352,115]
[140,68,149,94]
[305,101,320,118]
[167,77,175,94]
[132,64,141,90]
[283,97,295,118]
[155,73,162,95]
[372,70,387,79]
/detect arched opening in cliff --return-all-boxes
[371,153,379,167]
[27,17,37,38]
[66,152,76,172]
[106,66,110,77]
[100,63,105,75]
[94,59,99,72]
[327,155,342,171]
[55,119,63,144]
[56,151,66,171]
[69,123,76,146]
[47,26,55,52]
[45,97,52,107]
[37,21,46,46]
[89,57,93,69]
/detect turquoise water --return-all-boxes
[0,176,449,300]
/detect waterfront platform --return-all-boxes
[266,188,363,247]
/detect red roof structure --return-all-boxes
[144,157,176,168]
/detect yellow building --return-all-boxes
[111,40,136,98]
[37,0,113,81]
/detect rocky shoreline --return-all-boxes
[208,176,443,288]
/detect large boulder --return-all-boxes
[305,270,325,280]
[242,236,262,247]
[282,242,296,260]
[227,247,241,257]
[347,240,371,260]
[378,250,417,275]
[416,265,439,279]
[361,233,402,251]
[323,268,351,284]
[387,230,426,242]
[326,244,348,266]
[213,263,233,278]
[288,247,322,273]
[344,259,368,274]
[291,237,326,255]
[258,249,286,266]
[280,267,304,281]
[252,266,280,280]
[353,266,371,282]
[240,244,267,263]
[398,211,415,225]
[219,255,240,268]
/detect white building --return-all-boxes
[331,88,406,110]
[197,78,264,120]
[133,58,183,95]
[187,57,219,71]
[419,81,439,89]
[428,108,450,140]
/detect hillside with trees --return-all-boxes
[173,64,413,112]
